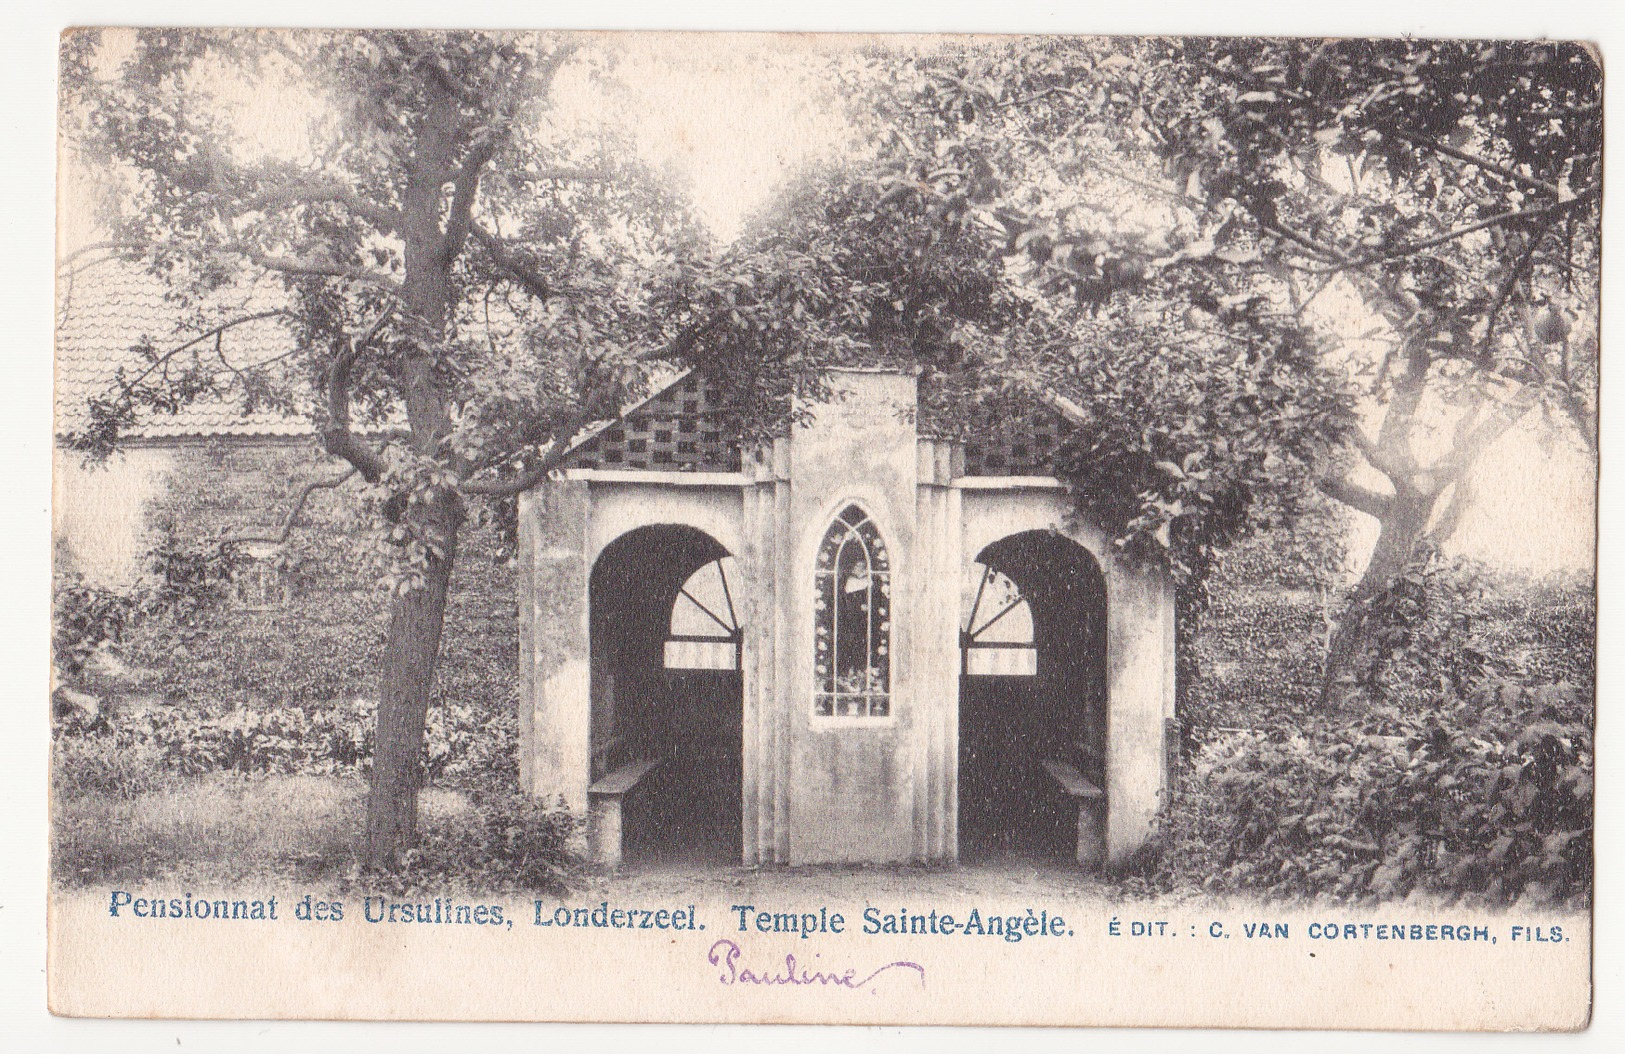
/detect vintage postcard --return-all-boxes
[49,27,1597,1029]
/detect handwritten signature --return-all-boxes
[706,939,925,992]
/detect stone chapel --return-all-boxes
[517,367,1177,869]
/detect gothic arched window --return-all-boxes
[814,505,891,718]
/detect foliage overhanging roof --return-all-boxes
[55,260,310,441]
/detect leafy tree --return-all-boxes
[60,28,721,861]
[852,42,1354,683]
[56,29,1025,862]
[869,36,1599,709]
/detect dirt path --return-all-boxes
[564,857,1131,909]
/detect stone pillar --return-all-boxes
[1103,558,1176,864]
[518,480,593,837]
[741,441,790,865]
[739,460,764,867]
[913,439,963,861]
[784,371,920,865]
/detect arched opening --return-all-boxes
[590,525,742,865]
[958,530,1107,862]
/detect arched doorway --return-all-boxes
[589,525,743,865]
[958,530,1107,862]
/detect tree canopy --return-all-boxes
[864,36,1600,705]
[57,30,1593,864]
[62,29,749,858]
[56,29,1055,858]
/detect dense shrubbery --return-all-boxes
[51,729,169,799]
[51,445,556,887]
[1149,543,1595,907]
[1184,536,1595,735]
[50,698,554,888]
[83,537,519,724]
[53,579,142,682]
[1144,678,1592,906]
[53,533,245,686]
[354,791,578,896]
[1177,497,1354,736]
[52,699,519,794]
[1335,546,1580,711]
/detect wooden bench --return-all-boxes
[587,758,662,866]
[1042,759,1106,868]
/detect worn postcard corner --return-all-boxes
[50,27,1596,1029]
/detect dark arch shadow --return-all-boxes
[590,524,742,866]
[958,530,1108,864]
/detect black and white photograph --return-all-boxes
[46,24,1598,1029]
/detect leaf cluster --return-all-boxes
[1146,678,1592,905]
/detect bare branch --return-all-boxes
[57,252,131,282]
[635,311,730,363]
[1478,212,1564,362]
[507,166,613,185]
[459,405,595,497]
[228,468,358,545]
[462,303,736,497]
[1462,392,1532,459]
[321,303,396,481]
[442,131,507,263]
[1433,388,1535,480]
[1259,218,1349,266]
[1053,151,1193,208]
[1304,189,1597,275]
[56,240,147,269]
[1378,125,1567,198]
[237,246,398,292]
[238,180,402,234]
[469,222,554,301]
[214,342,309,380]
[1291,273,1337,320]
[108,310,292,395]
[1319,474,1394,518]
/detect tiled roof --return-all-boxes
[55,260,313,440]
[55,260,1074,471]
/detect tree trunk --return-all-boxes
[360,76,464,865]
[1320,487,1437,712]
[363,496,459,862]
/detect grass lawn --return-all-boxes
[52,773,477,887]
[51,771,1137,908]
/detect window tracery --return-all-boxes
[961,563,1038,676]
[814,505,891,717]
[664,558,741,670]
